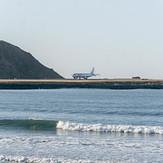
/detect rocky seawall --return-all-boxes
[0,79,163,89]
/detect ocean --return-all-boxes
[0,89,163,163]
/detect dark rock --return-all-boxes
[0,41,63,79]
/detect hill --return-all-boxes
[0,41,63,79]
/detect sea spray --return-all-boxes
[57,121,163,135]
[0,155,118,163]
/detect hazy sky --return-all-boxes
[0,0,163,79]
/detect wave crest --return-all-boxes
[0,119,58,131]
[57,121,163,135]
[0,155,114,163]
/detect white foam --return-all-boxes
[0,155,117,163]
[57,121,163,135]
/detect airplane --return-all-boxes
[72,67,99,80]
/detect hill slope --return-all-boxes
[0,41,63,79]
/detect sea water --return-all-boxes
[0,89,163,163]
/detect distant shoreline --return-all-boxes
[0,79,163,89]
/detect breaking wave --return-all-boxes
[0,155,117,163]
[57,121,163,135]
[1,119,163,135]
[0,119,57,131]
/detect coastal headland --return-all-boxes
[0,79,163,89]
[1,41,162,90]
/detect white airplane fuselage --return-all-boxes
[73,73,95,80]
[72,68,95,80]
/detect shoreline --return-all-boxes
[0,79,163,89]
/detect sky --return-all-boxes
[0,0,163,79]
